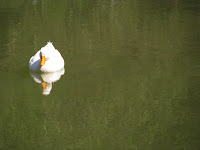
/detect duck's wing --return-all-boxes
[29,50,41,71]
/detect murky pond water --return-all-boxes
[0,0,200,149]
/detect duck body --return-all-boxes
[29,42,64,72]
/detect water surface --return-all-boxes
[0,0,200,149]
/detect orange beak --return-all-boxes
[41,82,47,89]
[40,56,46,66]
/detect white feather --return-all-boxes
[29,42,65,72]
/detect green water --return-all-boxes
[0,0,200,149]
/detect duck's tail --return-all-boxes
[45,41,55,49]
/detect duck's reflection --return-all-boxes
[30,68,65,95]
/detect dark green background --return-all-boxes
[0,0,200,149]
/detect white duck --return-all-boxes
[29,42,64,72]
[30,68,65,95]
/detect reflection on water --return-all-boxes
[30,68,65,95]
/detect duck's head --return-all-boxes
[40,42,55,66]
